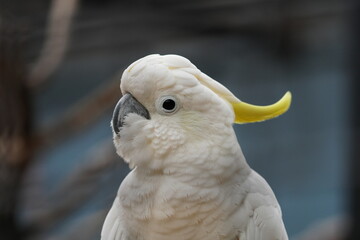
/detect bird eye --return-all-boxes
[156,96,180,115]
[162,99,176,111]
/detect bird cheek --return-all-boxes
[117,116,155,167]
[149,122,186,158]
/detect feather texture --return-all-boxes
[102,54,288,240]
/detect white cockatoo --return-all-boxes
[102,54,291,240]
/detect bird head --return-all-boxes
[112,54,291,170]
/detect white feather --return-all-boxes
[102,54,288,240]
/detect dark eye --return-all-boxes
[156,95,180,115]
[162,99,176,111]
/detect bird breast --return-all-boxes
[118,168,251,240]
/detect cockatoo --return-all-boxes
[102,54,291,240]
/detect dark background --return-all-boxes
[0,0,357,239]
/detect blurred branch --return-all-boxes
[0,22,32,240]
[23,140,122,235]
[34,72,122,150]
[52,209,109,240]
[28,0,79,88]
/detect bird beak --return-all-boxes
[231,91,292,124]
[112,93,150,134]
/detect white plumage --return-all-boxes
[102,54,290,240]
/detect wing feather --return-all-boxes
[101,197,125,240]
[243,205,288,240]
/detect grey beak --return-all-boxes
[112,93,150,134]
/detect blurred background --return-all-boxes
[0,0,358,239]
